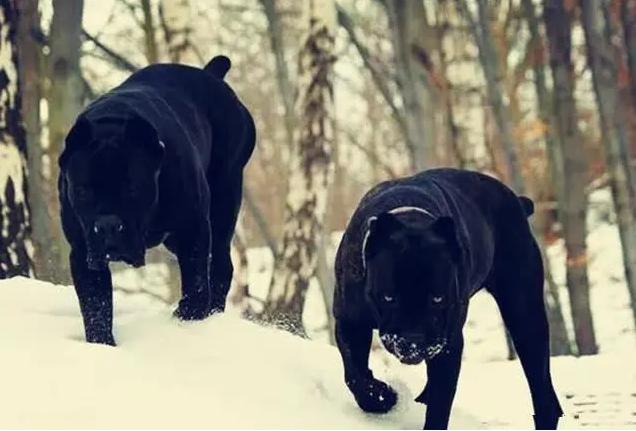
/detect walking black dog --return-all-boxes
[58,56,255,346]
[333,168,562,429]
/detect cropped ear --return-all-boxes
[125,116,164,163]
[59,116,93,169]
[430,216,461,261]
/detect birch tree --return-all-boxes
[261,0,336,333]
[47,0,84,284]
[16,0,51,279]
[580,0,636,329]
[544,0,597,355]
[0,0,32,278]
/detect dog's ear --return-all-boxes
[367,212,409,255]
[125,116,164,163]
[59,116,93,169]
[430,217,461,261]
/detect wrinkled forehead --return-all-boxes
[67,145,129,184]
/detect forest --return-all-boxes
[0,0,636,427]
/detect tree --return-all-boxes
[580,0,636,330]
[16,0,51,280]
[456,0,525,193]
[543,0,597,355]
[384,0,438,170]
[47,0,85,284]
[159,0,197,64]
[0,0,32,278]
[261,0,337,333]
[521,0,572,356]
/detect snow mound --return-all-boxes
[0,277,481,429]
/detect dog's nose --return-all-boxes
[93,214,124,238]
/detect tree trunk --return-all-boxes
[543,0,597,355]
[16,0,50,279]
[141,0,159,64]
[228,216,252,316]
[47,0,84,285]
[581,0,636,332]
[521,0,572,356]
[385,0,437,171]
[622,0,636,116]
[457,0,525,193]
[261,0,336,334]
[260,0,296,150]
[159,0,196,64]
[0,0,32,278]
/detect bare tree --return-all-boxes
[384,0,438,170]
[543,0,597,355]
[16,0,51,279]
[456,0,525,193]
[0,0,32,278]
[521,0,572,356]
[581,0,636,330]
[141,0,159,63]
[159,0,198,64]
[261,0,337,334]
[47,0,85,284]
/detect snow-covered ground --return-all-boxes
[2,188,636,428]
[0,276,635,429]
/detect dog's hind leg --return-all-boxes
[489,238,563,429]
[208,173,243,312]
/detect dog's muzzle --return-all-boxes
[380,333,448,363]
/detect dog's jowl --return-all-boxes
[58,56,255,346]
[333,168,563,429]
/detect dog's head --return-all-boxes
[59,115,165,270]
[363,212,463,364]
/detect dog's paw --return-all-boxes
[86,332,116,346]
[173,299,210,321]
[348,377,398,414]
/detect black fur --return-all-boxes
[59,57,255,346]
[333,168,562,429]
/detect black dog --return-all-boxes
[58,56,255,346]
[333,168,562,429]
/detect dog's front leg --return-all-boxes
[335,318,397,413]
[421,336,464,429]
[70,248,116,346]
[174,220,212,320]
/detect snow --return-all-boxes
[2,188,636,428]
[1,276,635,429]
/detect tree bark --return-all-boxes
[0,0,32,278]
[543,0,597,355]
[456,0,525,193]
[622,0,636,115]
[16,0,50,279]
[521,0,572,356]
[141,0,159,64]
[260,0,296,149]
[581,0,636,332]
[261,0,336,334]
[385,0,437,170]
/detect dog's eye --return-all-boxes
[431,296,445,306]
[383,295,395,303]
[75,186,92,201]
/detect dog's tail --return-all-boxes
[518,196,535,217]
[204,55,231,79]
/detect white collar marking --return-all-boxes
[361,206,435,269]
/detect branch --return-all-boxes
[81,29,140,73]
[335,3,407,137]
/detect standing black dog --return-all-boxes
[333,168,563,429]
[58,56,255,346]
